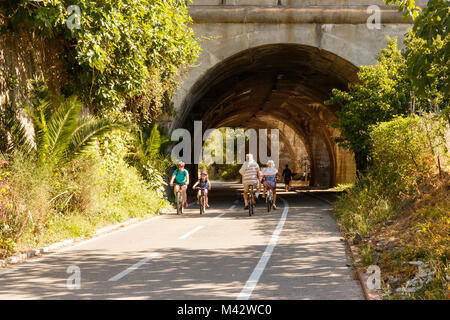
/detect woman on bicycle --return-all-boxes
[261,160,281,210]
[192,171,211,208]
[169,161,189,208]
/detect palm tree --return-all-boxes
[5,94,128,168]
[127,123,172,173]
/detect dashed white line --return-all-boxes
[178,226,204,240]
[229,199,239,210]
[0,215,163,276]
[236,197,289,300]
[214,212,228,219]
[108,252,160,281]
[214,200,239,219]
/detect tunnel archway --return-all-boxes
[172,43,357,187]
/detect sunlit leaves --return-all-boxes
[384,0,449,99]
[3,0,201,119]
[326,39,411,170]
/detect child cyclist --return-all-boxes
[261,160,281,210]
[192,171,211,208]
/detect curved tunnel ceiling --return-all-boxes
[178,43,359,131]
[176,43,358,186]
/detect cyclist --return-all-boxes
[169,161,189,208]
[239,153,261,210]
[261,160,281,210]
[192,171,211,208]
[282,164,293,192]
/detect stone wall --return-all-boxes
[0,27,68,111]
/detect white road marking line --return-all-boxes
[214,212,228,219]
[214,200,239,219]
[229,199,239,210]
[178,226,204,240]
[237,197,289,300]
[108,252,160,282]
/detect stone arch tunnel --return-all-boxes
[171,43,358,187]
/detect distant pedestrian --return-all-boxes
[282,164,292,191]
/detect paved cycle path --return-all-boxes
[0,181,363,300]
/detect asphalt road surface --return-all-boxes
[0,181,364,300]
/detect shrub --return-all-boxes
[0,131,170,258]
[0,153,53,255]
[334,115,448,237]
[370,114,448,196]
[334,176,395,237]
[94,132,170,223]
[0,159,15,255]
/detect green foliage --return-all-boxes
[384,0,422,19]
[216,163,242,181]
[0,160,14,255]
[0,152,54,255]
[334,115,448,237]
[384,0,449,99]
[1,0,201,121]
[334,176,396,237]
[326,39,411,170]
[6,81,129,169]
[0,132,170,258]
[326,36,448,170]
[126,123,172,188]
[370,114,448,192]
[94,132,169,221]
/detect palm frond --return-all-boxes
[144,124,162,159]
[0,110,34,155]
[47,95,82,162]
[66,117,129,163]
[6,116,35,155]
[24,100,51,161]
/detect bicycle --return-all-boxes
[266,188,273,212]
[174,183,185,215]
[247,184,257,216]
[197,187,207,215]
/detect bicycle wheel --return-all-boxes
[200,194,204,215]
[202,195,206,213]
[267,192,271,212]
[177,191,183,215]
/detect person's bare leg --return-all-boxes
[182,186,187,205]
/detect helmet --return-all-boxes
[177,161,185,167]
[200,171,207,176]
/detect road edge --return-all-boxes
[0,212,165,269]
[300,191,383,300]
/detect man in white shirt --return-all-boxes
[239,154,261,210]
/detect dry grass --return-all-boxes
[368,174,449,299]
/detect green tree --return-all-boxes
[384,0,449,101]
[1,0,201,122]
[326,34,448,170]
[325,39,411,170]
[4,82,128,169]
